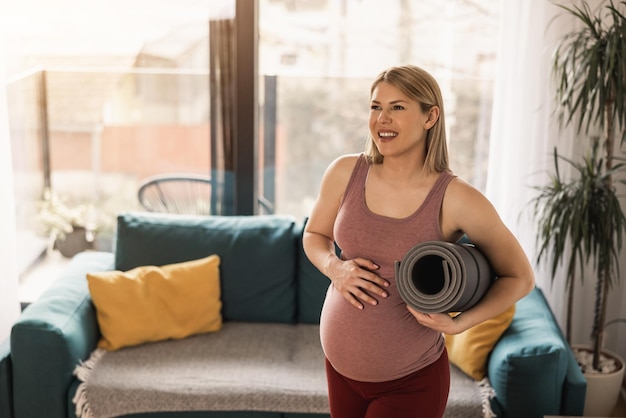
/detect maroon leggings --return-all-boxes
[325,349,450,418]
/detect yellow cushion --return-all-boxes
[445,304,515,380]
[87,255,222,351]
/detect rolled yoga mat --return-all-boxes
[395,241,495,313]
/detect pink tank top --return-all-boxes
[319,154,455,382]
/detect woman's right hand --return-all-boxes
[328,257,389,310]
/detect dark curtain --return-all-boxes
[209,18,236,215]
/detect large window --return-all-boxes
[4,0,500,272]
[259,0,499,220]
[3,0,216,271]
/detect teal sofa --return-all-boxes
[0,212,586,418]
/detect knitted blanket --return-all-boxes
[73,322,493,418]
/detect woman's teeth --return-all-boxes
[379,132,397,138]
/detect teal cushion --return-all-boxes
[295,221,330,324]
[115,212,298,324]
[0,338,13,418]
[487,288,568,418]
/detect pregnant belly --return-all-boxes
[319,283,444,382]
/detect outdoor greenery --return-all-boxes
[531,0,626,371]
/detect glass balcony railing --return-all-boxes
[7,67,493,277]
[7,68,212,273]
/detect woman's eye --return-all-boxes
[370,104,404,111]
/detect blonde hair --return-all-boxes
[365,65,449,173]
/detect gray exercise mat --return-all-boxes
[395,241,495,313]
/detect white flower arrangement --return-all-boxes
[36,188,93,242]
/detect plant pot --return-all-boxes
[54,227,93,258]
[573,345,625,417]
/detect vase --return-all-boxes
[54,227,93,258]
[573,345,625,416]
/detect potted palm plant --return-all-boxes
[530,0,626,415]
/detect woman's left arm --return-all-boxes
[409,178,535,335]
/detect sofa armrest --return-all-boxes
[10,251,114,418]
[487,287,584,418]
[0,338,13,418]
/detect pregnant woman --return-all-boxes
[303,64,534,418]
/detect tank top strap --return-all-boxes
[339,154,369,207]
[419,170,456,218]
[339,154,455,220]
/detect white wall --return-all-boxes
[0,41,20,342]
[544,0,626,364]
[568,160,626,361]
[487,0,626,363]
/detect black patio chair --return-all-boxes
[137,174,213,216]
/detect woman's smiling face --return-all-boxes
[368,81,432,158]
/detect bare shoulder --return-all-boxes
[315,153,362,202]
[444,176,491,207]
[326,153,362,179]
[306,153,362,236]
[441,176,501,241]
[319,153,362,192]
